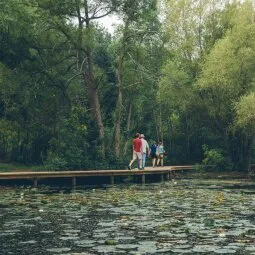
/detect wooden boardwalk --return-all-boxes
[0,165,195,187]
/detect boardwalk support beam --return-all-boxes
[142,174,145,185]
[166,172,170,181]
[111,176,114,185]
[161,174,164,183]
[0,165,196,187]
[72,177,76,189]
[33,178,38,188]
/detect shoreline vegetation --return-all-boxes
[0,163,44,172]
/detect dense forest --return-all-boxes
[0,0,255,172]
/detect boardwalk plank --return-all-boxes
[0,166,194,180]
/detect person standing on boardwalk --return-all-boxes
[156,142,165,167]
[150,141,157,167]
[140,134,150,170]
[128,133,142,170]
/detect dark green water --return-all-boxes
[1,176,255,254]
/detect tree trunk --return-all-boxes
[185,115,191,162]
[113,19,130,159]
[159,106,163,142]
[114,62,123,158]
[84,70,105,158]
[245,135,254,175]
[153,109,160,142]
[167,116,173,155]
[83,0,105,158]
[123,102,132,156]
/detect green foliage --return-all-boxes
[44,154,68,171]
[45,107,89,169]
[195,2,255,170]
[158,60,194,112]
[202,145,232,171]
[195,163,205,174]
[235,93,255,133]
[0,0,255,171]
[104,239,117,245]
[0,120,19,158]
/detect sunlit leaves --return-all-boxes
[235,93,255,132]
[197,2,255,118]
[158,60,193,113]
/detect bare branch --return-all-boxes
[90,9,113,20]
[66,72,83,85]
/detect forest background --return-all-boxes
[0,0,255,172]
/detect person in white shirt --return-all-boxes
[140,134,150,170]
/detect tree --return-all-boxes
[112,0,162,158]
[29,0,124,159]
[235,93,255,175]
[196,1,255,170]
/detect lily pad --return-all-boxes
[20,240,37,244]
[116,244,138,250]
[193,245,220,252]
[214,248,237,254]
[105,239,117,245]
[246,246,255,252]
[46,247,72,253]
[171,248,193,253]
[74,240,96,248]
[1,176,255,255]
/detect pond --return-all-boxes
[0,174,255,254]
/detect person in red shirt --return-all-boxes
[128,133,142,170]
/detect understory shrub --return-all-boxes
[44,153,68,171]
[202,145,233,170]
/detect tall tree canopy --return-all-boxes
[0,0,255,172]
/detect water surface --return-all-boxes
[1,176,255,254]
